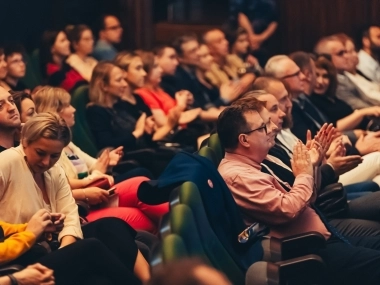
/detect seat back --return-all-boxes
[170,182,246,285]
[168,204,210,263]
[207,133,224,164]
[197,146,218,167]
[70,85,98,157]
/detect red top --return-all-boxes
[135,88,176,115]
[47,63,85,92]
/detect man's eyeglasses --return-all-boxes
[242,124,267,135]
[280,70,302,80]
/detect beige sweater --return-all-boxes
[0,146,83,241]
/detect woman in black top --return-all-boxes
[311,56,380,131]
[86,61,176,177]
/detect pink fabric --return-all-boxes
[218,152,331,240]
[87,176,169,234]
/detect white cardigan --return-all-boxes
[0,145,83,241]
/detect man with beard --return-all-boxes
[357,25,380,83]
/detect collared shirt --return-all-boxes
[276,129,298,156]
[218,152,330,240]
[357,49,380,84]
[345,71,380,102]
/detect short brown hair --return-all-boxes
[172,33,198,57]
[135,50,155,74]
[217,97,265,150]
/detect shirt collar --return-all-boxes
[358,49,380,72]
[224,152,262,170]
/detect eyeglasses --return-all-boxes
[280,70,302,79]
[242,124,267,135]
[333,49,347,57]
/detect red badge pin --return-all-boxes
[207,179,213,188]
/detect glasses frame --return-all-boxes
[242,124,267,135]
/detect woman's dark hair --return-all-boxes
[65,24,92,53]
[224,27,248,52]
[10,90,32,114]
[39,30,61,78]
[314,55,338,98]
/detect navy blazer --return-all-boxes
[138,151,264,270]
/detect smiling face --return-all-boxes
[23,137,64,173]
[125,57,147,89]
[258,94,286,131]
[105,66,128,98]
[0,87,21,129]
[314,67,330,95]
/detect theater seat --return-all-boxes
[197,146,218,167]
[169,182,246,285]
[70,85,98,157]
[207,133,224,164]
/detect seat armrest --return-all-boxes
[0,265,23,276]
[262,232,326,262]
[277,254,326,284]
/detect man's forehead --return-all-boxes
[257,94,278,107]
[370,26,380,36]
[0,87,11,99]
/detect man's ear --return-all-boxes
[238,134,250,147]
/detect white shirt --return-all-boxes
[345,71,380,103]
[276,129,298,157]
[357,49,380,84]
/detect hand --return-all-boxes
[133,113,147,138]
[219,81,243,103]
[26,209,53,238]
[305,130,324,167]
[93,149,110,173]
[175,90,192,110]
[291,141,313,176]
[248,34,262,50]
[13,263,55,285]
[360,106,380,117]
[167,108,181,127]
[355,132,380,155]
[91,170,114,186]
[314,123,335,155]
[246,55,259,67]
[83,187,109,205]
[144,116,155,135]
[108,146,124,166]
[45,213,65,233]
[327,143,362,176]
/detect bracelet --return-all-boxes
[82,189,89,202]
[7,274,18,285]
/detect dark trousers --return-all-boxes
[38,238,141,285]
[317,236,380,285]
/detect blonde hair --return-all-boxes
[89,61,116,106]
[21,112,71,146]
[33,86,71,113]
[114,51,140,72]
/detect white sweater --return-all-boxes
[0,145,83,241]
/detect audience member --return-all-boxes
[86,61,176,177]
[357,25,380,83]
[0,112,151,282]
[314,35,379,109]
[202,29,255,90]
[0,86,21,151]
[65,24,98,81]
[0,48,7,81]
[217,98,380,285]
[0,44,28,92]
[39,30,87,92]
[93,14,123,61]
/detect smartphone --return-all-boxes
[108,187,116,196]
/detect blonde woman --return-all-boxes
[87,61,177,177]
[0,112,150,283]
[33,86,168,233]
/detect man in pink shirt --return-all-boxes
[217,96,380,285]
